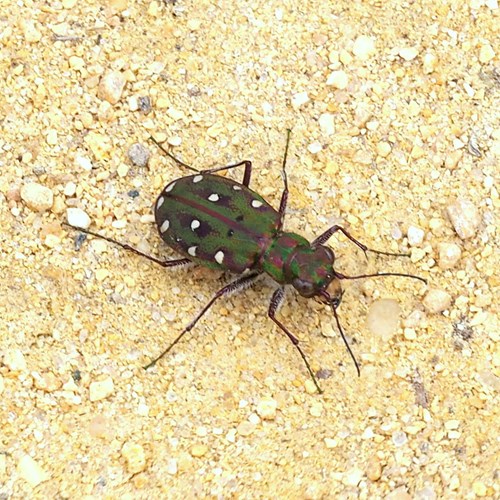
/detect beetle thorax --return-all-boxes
[261,232,340,301]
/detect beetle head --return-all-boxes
[288,245,342,306]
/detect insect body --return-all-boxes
[67,131,425,393]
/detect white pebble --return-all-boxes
[128,143,150,167]
[399,47,419,61]
[17,455,49,488]
[366,299,401,341]
[352,35,376,60]
[307,142,322,154]
[256,397,278,420]
[89,376,115,402]
[423,289,452,313]
[63,181,77,197]
[446,198,481,239]
[3,348,27,371]
[98,71,126,104]
[318,113,335,136]
[20,182,53,212]
[438,242,462,270]
[423,52,438,74]
[167,136,182,147]
[343,468,363,487]
[407,225,425,246]
[121,441,147,474]
[326,70,348,89]
[75,155,93,171]
[66,208,91,229]
[291,91,309,108]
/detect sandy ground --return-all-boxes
[0,0,498,498]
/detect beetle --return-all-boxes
[66,130,425,393]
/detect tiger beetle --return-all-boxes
[65,130,426,393]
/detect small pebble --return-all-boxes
[478,44,495,64]
[423,53,438,73]
[75,155,93,171]
[446,198,481,239]
[63,181,77,197]
[3,349,27,371]
[366,456,382,481]
[352,35,376,60]
[444,419,460,430]
[377,141,392,157]
[237,421,255,436]
[256,397,278,420]
[326,70,348,89]
[318,113,335,136]
[17,455,49,487]
[308,142,322,154]
[67,208,91,229]
[20,182,54,212]
[167,136,182,147]
[407,225,425,246]
[392,430,408,447]
[324,437,337,449]
[399,47,419,61]
[190,444,208,457]
[472,480,487,497]
[89,376,114,402]
[309,402,323,417]
[444,150,462,170]
[437,242,461,269]
[128,143,150,167]
[343,467,363,487]
[415,486,437,500]
[89,415,109,438]
[138,96,152,113]
[385,488,412,500]
[291,91,309,108]
[366,299,401,341]
[422,289,452,313]
[122,441,147,474]
[33,371,62,392]
[98,71,127,104]
[166,458,178,475]
[304,379,318,394]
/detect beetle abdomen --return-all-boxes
[155,174,280,273]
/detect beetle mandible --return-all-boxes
[67,130,425,393]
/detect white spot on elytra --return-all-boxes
[208,193,219,202]
[165,181,176,192]
[160,219,170,232]
[233,185,242,191]
[157,196,165,209]
[191,219,200,230]
[251,199,263,208]
[193,175,203,183]
[188,246,197,256]
[214,250,224,264]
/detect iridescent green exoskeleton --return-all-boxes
[66,131,425,393]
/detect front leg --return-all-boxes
[268,287,322,394]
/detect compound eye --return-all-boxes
[292,278,315,298]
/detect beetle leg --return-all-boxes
[268,286,323,394]
[200,160,253,187]
[64,223,191,268]
[312,224,410,258]
[277,129,292,230]
[149,136,199,172]
[144,272,261,370]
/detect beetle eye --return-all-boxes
[293,278,315,297]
